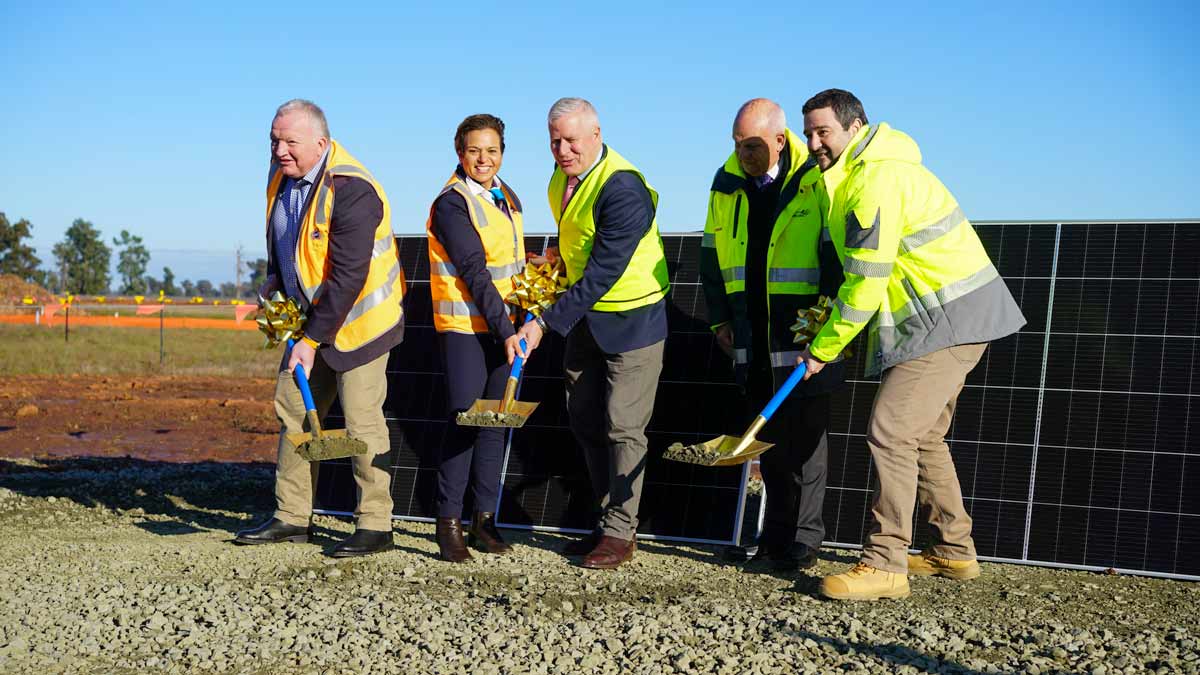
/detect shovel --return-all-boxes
[664,362,808,466]
[285,339,369,461]
[456,316,539,428]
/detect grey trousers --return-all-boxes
[861,343,986,573]
[272,350,394,532]
[564,323,664,540]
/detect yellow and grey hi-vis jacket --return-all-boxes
[811,123,1026,376]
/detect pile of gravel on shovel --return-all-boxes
[0,457,1196,675]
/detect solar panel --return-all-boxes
[314,222,1199,578]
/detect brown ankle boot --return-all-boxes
[468,511,512,554]
[436,517,472,563]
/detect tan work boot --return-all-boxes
[907,550,980,580]
[820,562,910,600]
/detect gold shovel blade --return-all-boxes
[286,428,370,462]
[455,400,540,428]
[663,435,776,466]
[286,427,348,448]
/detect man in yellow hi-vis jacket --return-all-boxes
[235,99,405,558]
[798,89,1026,600]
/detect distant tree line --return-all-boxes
[0,212,267,299]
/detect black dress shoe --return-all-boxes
[468,511,512,554]
[331,529,393,558]
[562,530,602,556]
[722,545,758,562]
[234,518,312,545]
[746,544,818,572]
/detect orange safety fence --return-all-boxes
[0,308,260,331]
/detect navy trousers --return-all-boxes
[746,366,830,553]
[436,332,511,519]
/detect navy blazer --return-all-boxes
[541,169,667,354]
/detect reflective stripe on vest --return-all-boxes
[265,140,405,353]
[843,256,892,278]
[877,264,999,328]
[900,206,966,253]
[769,350,802,368]
[431,260,523,281]
[767,267,819,283]
[434,299,481,317]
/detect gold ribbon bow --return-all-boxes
[505,260,569,316]
[790,295,852,358]
[256,292,307,349]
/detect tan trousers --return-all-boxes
[860,343,986,573]
[272,351,394,531]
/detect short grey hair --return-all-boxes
[275,99,330,139]
[734,98,786,135]
[547,97,599,126]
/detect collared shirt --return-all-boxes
[463,173,505,197]
[754,161,781,188]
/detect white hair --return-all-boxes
[547,97,599,126]
[275,99,330,139]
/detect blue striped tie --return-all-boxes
[271,179,302,299]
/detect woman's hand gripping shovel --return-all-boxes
[285,338,369,461]
[456,313,539,428]
[664,362,807,466]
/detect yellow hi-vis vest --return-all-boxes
[548,146,670,312]
[701,128,827,374]
[265,140,406,353]
[811,123,1026,375]
[426,172,525,334]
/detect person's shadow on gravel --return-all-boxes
[779,627,990,675]
[0,456,275,535]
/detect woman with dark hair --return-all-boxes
[425,114,525,562]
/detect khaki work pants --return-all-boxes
[272,351,394,532]
[860,343,986,574]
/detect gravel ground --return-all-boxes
[0,457,1196,675]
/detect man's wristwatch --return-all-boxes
[534,315,549,332]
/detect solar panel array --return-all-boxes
[314,222,1199,578]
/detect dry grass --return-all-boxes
[0,324,281,376]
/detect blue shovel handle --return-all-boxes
[759,362,808,421]
[510,339,529,381]
[509,311,536,379]
[286,338,317,413]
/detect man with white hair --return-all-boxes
[516,97,670,570]
[700,98,844,571]
[235,99,406,557]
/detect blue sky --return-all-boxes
[1,1,1197,285]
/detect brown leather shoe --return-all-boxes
[581,535,636,570]
[435,517,473,563]
[468,511,511,554]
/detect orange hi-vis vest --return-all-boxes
[426,172,525,334]
[265,140,406,353]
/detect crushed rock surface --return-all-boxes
[0,457,1196,674]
